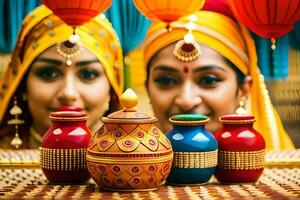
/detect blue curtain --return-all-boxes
[0,0,41,53]
[105,0,151,88]
[289,21,300,50]
[105,0,151,54]
[253,33,289,80]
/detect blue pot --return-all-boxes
[166,114,218,185]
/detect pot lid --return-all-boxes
[102,89,156,124]
[169,114,209,126]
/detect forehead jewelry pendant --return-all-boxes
[57,40,80,66]
[173,16,201,62]
[173,31,201,62]
[57,28,81,66]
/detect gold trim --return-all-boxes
[218,150,265,170]
[86,154,173,164]
[172,150,218,168]
[49,116,87,121]
[87,149,172,155]
[169,118,209,126]
[40,147,87,171]
[219,119,255,124]
[173,39,201,62]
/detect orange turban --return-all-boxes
[0,5,124,123]
[144,11,294,151]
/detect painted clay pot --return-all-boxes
[214,114,265,183]
[40,111,92,182]
[166,114,218,185]
[86,89,173,191]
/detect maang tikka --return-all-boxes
[57,28,81,66]
[173,15,201,62]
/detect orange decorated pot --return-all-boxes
[86,89,173,191]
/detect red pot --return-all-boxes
[40,111,92,182]
[214,114,265,183]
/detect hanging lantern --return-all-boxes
[229,0,300,49]
[40,0,112,26]
[133,0,205,23]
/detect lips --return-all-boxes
[58,105,82,112]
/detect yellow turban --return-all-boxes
[0,5,124,123]
[144,11,294,151]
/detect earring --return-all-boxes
[7,96,24,149]
[235,100,247,115]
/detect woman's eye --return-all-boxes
[154,76,178,88]
[198,75,220,85]
[78,68,100,81]
[35,67,62,81]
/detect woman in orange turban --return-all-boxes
[143,4,294,150]
[0,5,124,149]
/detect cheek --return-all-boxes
[80,79,110,108]
[26,78,57,107]
[148,83,174,112]
[207,83,238,116]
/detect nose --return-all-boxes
[57,73,79,104]
[175,81,202,111]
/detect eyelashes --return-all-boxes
[34,66,102,83]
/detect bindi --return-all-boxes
[183,66,189,74]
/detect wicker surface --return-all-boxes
[0,149,299,199]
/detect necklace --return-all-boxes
[29,126,43,144]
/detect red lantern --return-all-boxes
[133,0,205,23]
[40,0,112,26]
[229,0,300,48]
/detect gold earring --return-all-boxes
[7,96,24,149]
[236,100,247,115]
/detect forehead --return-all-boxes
[150,42,227,69]
[38,43,98,61]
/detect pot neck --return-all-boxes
[51,120,87,127]
[173,124,205,131]
[222,123,253,130]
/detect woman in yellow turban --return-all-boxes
[143,5,294,150]
[0,5,124,149]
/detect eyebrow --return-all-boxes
[152,65,180,73]
[35,58,99,67]
[35,57,62,66]
[192,65,226,73]
[152,64,227,73]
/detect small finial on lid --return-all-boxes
[120,88,138,108]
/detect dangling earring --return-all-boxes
[7,96,24,149]
[235,100,247,115]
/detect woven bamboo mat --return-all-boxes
[0,168,299,199]
[0,149,299,199]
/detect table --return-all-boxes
[0,149,299,200]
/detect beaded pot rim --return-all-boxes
[169,118,209,126]
[49,111,87,121]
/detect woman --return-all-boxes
[0,5,124,149]
[143,5,294,150]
